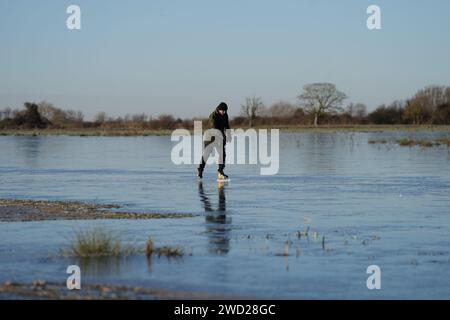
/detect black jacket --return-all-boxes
[208,110,230,136]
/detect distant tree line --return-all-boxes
[1,84,450,130]
[236,84,450,127]
[0,101,190,130]
[0,103,49,129]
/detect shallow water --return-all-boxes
[1,132,450,299]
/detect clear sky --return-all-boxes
[1,0,450,119]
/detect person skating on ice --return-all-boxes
[197,102,231,181]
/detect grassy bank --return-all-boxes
[0,199,194,222]
[0,128,174,137]
[1,125,450,137]
[275,124,450,133]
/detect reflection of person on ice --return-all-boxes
[197,102,231,180]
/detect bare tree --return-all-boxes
[124,114,131,123]
[346,103,367,119]
[403,86,449,125]
[37,101,57,120]
[157,114,176,129]
[267,101,296,118]
[355,104,367,119]
[4,107,12,119]
[404,94,430,125]
[131,113,148,123]
[65,110,84,122]
[418,85,449,110]
[38,101,84,127]
[298,83,347,126]
[38,101,68,127]
[241,96,264,127]
[94,112,108,124]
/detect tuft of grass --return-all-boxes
[368,139,388,144]
[146,239,154,258]
[437,137,450,147]
[64,228,137,258]
[396,138,444,148]
[397,138,416,146]
[419,141,435,147]
[369,137,450,148]
[146,238,184,257]
[153,246,184,257]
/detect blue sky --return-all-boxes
[1,0,450,119]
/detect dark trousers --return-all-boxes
[199,139,226,171]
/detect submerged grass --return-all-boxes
[63,228,138,258]
[369,138,450,148]
[397,138,443,147]
[63,231,185,260]
[437,137,450,147]
[146,239,184,257]
[368,139,388,144]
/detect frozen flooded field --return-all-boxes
[1,131,450,299]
